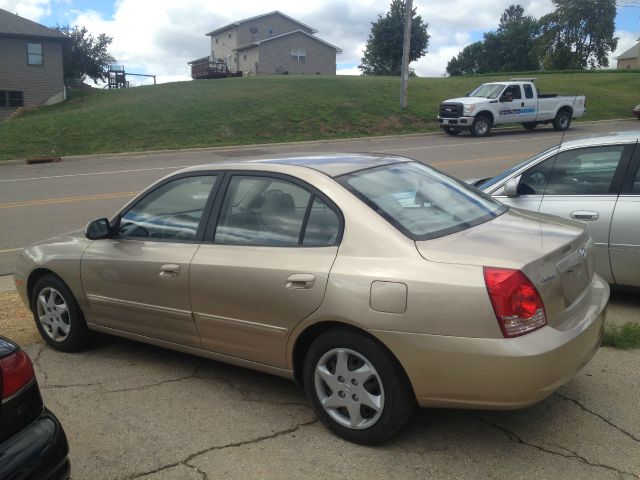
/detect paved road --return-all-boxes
[0,119,636,275]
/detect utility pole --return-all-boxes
[399,0,412,109]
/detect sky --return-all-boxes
[1,0,639,83]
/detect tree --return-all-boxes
[54,25,116,84]
[359,0,429,76]
[537,0,618,69]
[446,4,539,76]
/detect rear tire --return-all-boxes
[470,115,491,137]
[444,126,461,136]
[522,122,537,130]
[31,275,90,352]
[303,329,415,445]
[552,109,572,131]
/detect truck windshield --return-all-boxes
[337,162,506,240]
[469,84,505,99]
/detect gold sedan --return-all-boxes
[15,155,608,444]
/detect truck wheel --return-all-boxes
[522,122,537,130]
[552,109,572,131]
[444,127,460,136]
[470,115,491,137]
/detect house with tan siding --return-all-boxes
[0,8,67,120]
[189,11,341,78]
[616,37,639,70]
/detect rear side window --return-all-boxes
[119,175,217,241]
[338,162,506,240]
[523,84,534,99]
[214,175,341,247]
[544,145,626,195]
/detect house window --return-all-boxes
[215,38,218,44]
[291,48,307,63]
[0,90,24,107]
[228,33,232,39]
[27,42,43,65]
[267,28,274,37]
[243,54,247,60]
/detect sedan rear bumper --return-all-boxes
[0,409,70,480]
[371,275,608,409]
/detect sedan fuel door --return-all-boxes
[81,174,220,347]
[189,173,342,368]
[536,144,633,284]
[609,143,640,286]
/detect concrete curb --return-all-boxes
[1,118,636,166]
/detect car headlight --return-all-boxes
[463,104,476,116]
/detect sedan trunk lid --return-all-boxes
[415,208,595,328]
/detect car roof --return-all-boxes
[557,131,640,150]
[181,154,411,178]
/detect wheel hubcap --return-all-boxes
[476,120,488,135]
[314,348,384,430]
[36,287,70,342]
[560,116,569,128]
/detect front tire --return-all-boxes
[470,115,491,137]
[552,109,572,131]
[303,329,415,445]
[31,275,90,352]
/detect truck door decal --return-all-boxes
[499,107,536,116]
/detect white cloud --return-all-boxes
[0,0,51,20]
[9,0,631,82]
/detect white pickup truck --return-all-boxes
[437,79,586,137]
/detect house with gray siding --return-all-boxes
[616,37,639,70]
[0,8,66,120]
[189,11,341,77]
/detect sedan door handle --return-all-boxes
[159,264,180,277]
[570,210,599,221]
[285,273,316,289]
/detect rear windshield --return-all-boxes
[338,162,507,240]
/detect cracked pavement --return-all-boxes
[23,336,640,480]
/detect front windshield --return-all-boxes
[469,83,505,99]
[338,162,507,240]
[477,145,560,190]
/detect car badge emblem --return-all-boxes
[579,246,587,259]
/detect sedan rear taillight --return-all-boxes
[0,350,35,401]
[483,267,546,338]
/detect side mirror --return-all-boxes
[85,218,113,240]
[504,178,519,197]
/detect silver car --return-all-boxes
[477,132,640,287]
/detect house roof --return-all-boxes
[0,8,67,40]
[616,38,640,61]
[188,56,210,65]
[235,30,342,53]
[206,11,317,36]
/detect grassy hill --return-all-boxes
[1,71,638,161]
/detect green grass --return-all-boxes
[602,323,640,349]
[1,72,639,160]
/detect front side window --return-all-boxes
[291,48,307,63]
[214,175,340,246]
[544,145,626,195]
[339,162,506,240]
[518,156,555,195]
[27,42,43,65]
[118,175,217,241]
